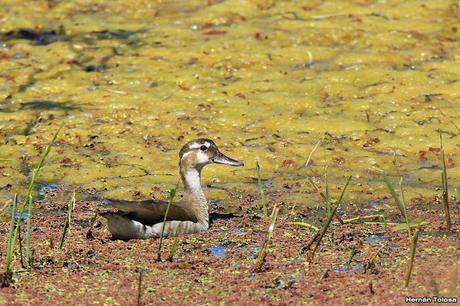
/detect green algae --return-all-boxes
[0,1,458,216]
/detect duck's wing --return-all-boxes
[102,199,198,225]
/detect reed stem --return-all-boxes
[405,229,420,287]
[308,176,351,263]
[254,204,280,272]
[440,134,451,229]
[5,195,18,274]
[59,190,76,249]
[256,161,268,216]
[157,182,179,262]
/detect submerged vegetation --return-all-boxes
[0,0,458,304]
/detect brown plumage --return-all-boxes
[100,138,243,240]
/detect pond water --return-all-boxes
[0,1,458,213]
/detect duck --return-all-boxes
[100,139,244,240]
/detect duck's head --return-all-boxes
[179,139,244,170]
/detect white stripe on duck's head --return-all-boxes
[179,138,244,170]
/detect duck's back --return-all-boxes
[104,199,198,225]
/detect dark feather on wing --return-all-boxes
[104,199,198,225]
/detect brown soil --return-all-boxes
[0,186,458,305]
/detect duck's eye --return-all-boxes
[200,145,207,151]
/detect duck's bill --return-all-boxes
[213,152,244,166]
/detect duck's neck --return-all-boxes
[179,164,208,221]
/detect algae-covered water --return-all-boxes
[0,0,459,210]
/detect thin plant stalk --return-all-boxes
[324,169,330,213]
[405,229,420,287]
[369,244,385,264]
[300,231,320,254]
[307,177,344,224]
[384,173,421,287]
[287,222,319,232]
[86,210,99,239]
[346,247,358,264]
[18,224,25,269]
[308,176,351,263]
[157,182,179,262]
[255,161,268,216]
[59,190,76,249]
[341,214,385,224]
[383,173,411,238]
[20,125,62,266]
[136,269,143,306]
[364,244,385,272]
[254,204,280,272]
[5,195,18,274]
[298,138,322,169]
[168,239,179,262]
[440,134,451,229]
[25,194,33,264]
[398,177,411,239]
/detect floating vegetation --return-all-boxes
[0,0,459,303]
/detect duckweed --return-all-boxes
[0,1,458,212]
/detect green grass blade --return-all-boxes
[383,173,406,217]
[324,169,330,212]
[308,176,351,263]
[5,195,18,273]
[168,239,179,262]
[383,173,411,238]
[34,124,63,177]
[336,176,352,206]
[398,178,411,238]
[157,181,179,262]
[405,229,420,287]
[8,125,62,272]
[25,194,33,265]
